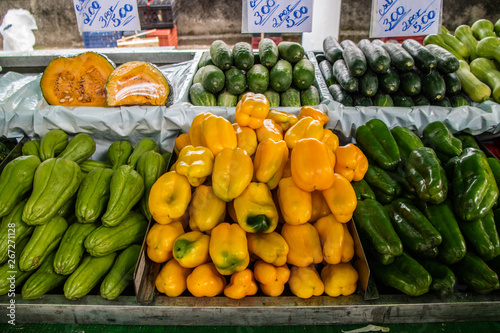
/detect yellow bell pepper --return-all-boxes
[223,268,258,299]
[284,117,324,150]
[186,262,226,297]
[256,118,283,142]
[334,143,369,182]
[233,123,258,156]
[341,223,355,263]
[322,173,357,223]
[247,231,289,266]
[281,222,323,267]
[201,114,237,156]
[253,139,289,190]
[189,112,211,147]
[291,138,336,192]
[298,105,329,126]
[172,230,210,268]
[149,171,192,225]
[253,260,290,296]
[235,92,270,129]
[174,133,191,155]
[212,147,253,202]
[322,128,340,152]
[282,156,292,178]
[209,222,250,275]
[189,185,226,232]
[233,182,279,233]
[155,258,193,297]
[309,190,331,223]
[321,262,359,297]
[146,221,185,263]
[175,145,214,187]
[266,109,298,132]
[314,214,354,265]
[288,265,325,299]
[277,177,312,225]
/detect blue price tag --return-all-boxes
[243,0,313,33]
[370,0,442,38]
[73,0,141,32]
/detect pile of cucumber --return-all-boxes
[318,36,470,108]
[190,39,319,107]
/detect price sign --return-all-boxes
[370,0,442,38]
[73,0,141,32]
[242,0,313,33]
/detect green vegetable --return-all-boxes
[127,138,159,170]
[412,94,430,106]
[107,140,132,170]
[232,42,254,70]
[399,71,421,96]
[470,57,500,103]
[422,121,462,163]
[292,58,315,90]
[476,37,500,63]
[21,251,67,300]
[278,41,305,64]
[100,244,141,300]
[21,140,40,159]
[381,42,415,72]
[455,60,491,103]
[440,25,470,61]
[449,93,471,107]
[209,40,233,70]
[258,38,279,69]
[247,64,269,94]
[270,59,293,92]
[418,257,456,298]
[372,91,394,107]
[459,210,500,261]
[351,179,376,201]
[471,19,496,40]
[378,67,400,94]
[263,88,280,107]
[136,150,167,221]
[189,82,216,106]
[442,72,462,95]
[453,252,499,294]
[392,91,415,107]
[454,25,479,61]
[358,39,391,74]
[340,41,367,77]
[424,35,464,62]
[0,238,32,295]
[432,96,452,107]
[323,36,343,64]
[0,200,33,265]
[217,90,238,107]
[390,126,424,160]
[329,84,353,106]
[57,133,96,164]
[332,59,358,93]
[79,159,113,173]
[358,68,378,97]
[364,164,401,204]
[456,133,479,150]
[280,87,301,107]
[402,39,437,74]
[300,85,320,106]
[225,67,247,95]
[39,129,68,161]
[201,64,225,93]
[319,60,335,87]
[352,94,373,107]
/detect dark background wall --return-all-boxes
[0,0,498,49]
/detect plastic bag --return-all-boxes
[0,8,37,51]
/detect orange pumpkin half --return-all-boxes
[40,51,115,107]
[106,61,171,106]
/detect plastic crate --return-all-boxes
[83,31,124,48]
[138,0,177,30]
[147,25,178,48]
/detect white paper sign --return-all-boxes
[370,0,443,38]
[73,0,141,32]
[243,0,313,33]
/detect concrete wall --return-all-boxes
[0,0,498,49]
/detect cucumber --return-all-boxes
[329,84,353,106]
[201,64,225,93]
[280,87,301,107]
[232,42,254,70]
[225,67,247,95]
[217,89,238,107]
[315,53,326,64]
[259,38,279,69]
[323,36,344,64]
[270,59,293,92]
[358,39,391,74]
[412,94,430,106]
[392,91,415,107]
[442,72,462,95]
[209,40,233,70]
[353,94,373,107]
[449,93,471,107]
[292,58,315,90]
[340,40,357,49]
[21,251,67,300]
[378,67,400,94]
[300,85,320,106]
[425,44,460,73]
[332,59,358,92]
[100,244,141,300]
[340,42,367,77]
[373,91,394,107]
[263,88,280,107]
[319,60,336,86]
[247,64,270,93]
[198,51,213,68]
[358,68,379,97]
[278,41,305,64]
[189,83,216,106]
[399,71,422,96]
[422,70,446,102]
[382,42,415,72]
[192,67,204,85]
[402,39,437,74]
[432,96,452,107]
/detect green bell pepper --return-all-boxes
[453,252,499,294]
[355,119,401,171]
[364,164,402,204]
[353,199,403,265]
[351,179,376,201]
[422,121,462,163]
[404,147,448,204]
[420,198,467,265]
[459,210,500,261]
[390,126,424,160]
[487,157,500,208]
[385,198,442,257]
[418,257,456,298]
[455,133,480,150]
[370,251,432,296]
[452,147,499,222]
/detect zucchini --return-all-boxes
[209,40,233,70]
[263,88,280,107]
[421,70,446,102]
[247,64,270,93]
[423,34,465,61]
[270,59,293,92]
[412,94,430,106]
[449,93,471,107]
[323,36,343,64]
[372,91,394,107]
[358,39,391,74]
[225,67,247,95]
[399,71,422,96]
[278,41,305,64]
[100,244,141,300]
[358,68,378,97]
[454,25,479,61]
[432,96,452,107]
[402,39,437,74]
[201,64,225,93]
[477,36,500,63]
[217,90,238,107]
[440,26,470,61]
[392,91,415,107]
[198,51,213,68]
[280,87,301,107]
[189,83,216,106]
[300,85,320,106]
[332,59,358,92]
[455,60,491,103]
[425,44,460,73]
[259,38,279,69]
[382,42,415,72]
[470,57,500,103]
[21,251,67,300]
[319,60,335,86]
[442,72,462,95]
[329,84,353,106]
[232,42,254,70]
[471,19,496,40]
[192,67,204,85]
[340,42,367,77]
[352,94,373,107]
[292,58,315,90]
[378,67,400,94]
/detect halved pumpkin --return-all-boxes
[40,51,116,107]
[105,61,170,106]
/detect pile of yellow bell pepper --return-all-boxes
[149,92,369,299]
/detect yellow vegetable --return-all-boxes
[322,128,339,152]
[209,222,250,275]
[212,147,253,202]
[314,214,354,264]
[223,268,258,299]
[146,221,185,263]
[321,262,359,297]
[172,231,210,268]
[255,118,283,142]
[189,185,226,232]
[233,123,258,156]
[334,143,369,182]
[189,112,211,147]
[309,190,331,223]
[253,260,290,296]
[277,176,312,225]
[201,114,237,156]
[175,145,214,187]
[253,138,289,190]
[266,109,298,132]
[155,258,193,297]
[186,262,226,297]
[288,265,325,299]
[174,133,191,155]
[322,173,357,223]
[298,105,329,126]
[235,92,270,129]
[284,117,324,150]
[281,222,323,267]
[247,231,289,266]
